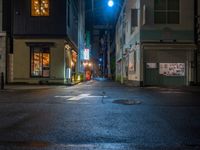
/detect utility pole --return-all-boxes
[107,31,111,78]
[100,36,106,78]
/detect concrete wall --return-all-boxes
[125,0,140,45]
[115,0,142,85]
[143,47,194,86]
[13,39,65,84]
[124,0,141,83]
[0,0,6,82]
[0,34,6,77]
[0,0,2,32]
[140,0,194,42]
[115,3,124,82]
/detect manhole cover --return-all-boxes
[112,99,141,105]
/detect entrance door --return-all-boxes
[144,63,160,86]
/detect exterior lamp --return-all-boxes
[108,0,114,7]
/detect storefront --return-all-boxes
[64,42,78,84]
[30,46,50,78]
[143,43,196,86]
[13,39,66,84]
[71,50,78,82]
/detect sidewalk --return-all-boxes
[144,86,200,93]
[179,86,200,93]
[0,84,64,91]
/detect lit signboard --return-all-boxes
[84,48,90,60]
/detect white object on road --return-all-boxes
[55,94,107,101]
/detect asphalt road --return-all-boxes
[0,80,200,150]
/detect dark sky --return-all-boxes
[85,0,124,28]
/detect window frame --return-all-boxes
[154,0,180,24]
[30,46,50,78]
[130,9,138,34]
[31,0,50,17]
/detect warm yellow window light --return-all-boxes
[71,61,74,67]
[31,0,49,16]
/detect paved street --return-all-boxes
[0,80,200,150]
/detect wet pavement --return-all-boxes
[0,80,200,149]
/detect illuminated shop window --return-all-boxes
[31,0,49,16]
[31,47,50,77]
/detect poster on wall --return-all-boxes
[146,63,157,69]
[128,51,136,73]
[159,63,185,76]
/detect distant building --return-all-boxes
[78,0,86,74]
[0,0,6,82]
[4,0,85,84]
[116,0,196,86]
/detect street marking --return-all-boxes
[54,96,72,98]
[54,94,107,101]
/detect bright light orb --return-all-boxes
[108,0,114,7]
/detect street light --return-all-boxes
[108,0,114,7]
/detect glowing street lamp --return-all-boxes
[88,63,92,67]
[108,0,114,7]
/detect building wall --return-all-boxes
[0,34,6,77]
[139,0,195,86]
[197,0,200,84]
[140,0,194,42]
[13,0,66,36]
[9,0,84,84]
[67,0,78,47]
[0,0,6,82]
[115,1,127,82]
[13,38,65,84]
[78,0,85,73]
[115,0,142,85]
[124,0,141,84]
[116,0,195,86]
[0,0,2,32]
